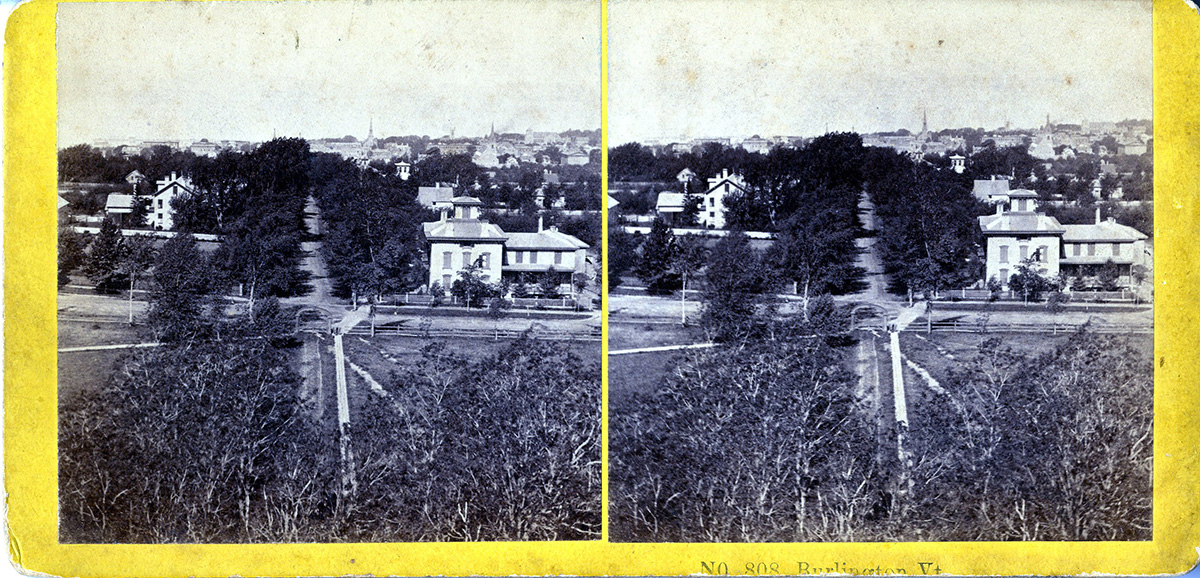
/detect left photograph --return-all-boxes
[56,0,602,543]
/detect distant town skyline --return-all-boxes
[608,0,1151,145]
[57,1,600,147]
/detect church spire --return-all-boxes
[922,109,928,134]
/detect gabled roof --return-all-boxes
[105,194,136,213]
[704,176,749,196]
[505,228,589,251]
[422,219,508,243]
[451,196,483,205]
[978,212,1065,236]
[972,178,1010,200]
[607,195,620,210]
[416,186,454,207]
[1062,220,1148,243]
[1006,188,1039,198]
[656,192,687,212]
[155,174,193,196]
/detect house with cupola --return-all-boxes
[978,187,1147,289]
[422,196,590,296]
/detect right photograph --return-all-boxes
[606,0,1153,542]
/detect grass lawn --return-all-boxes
[58,320,149,404]
[57,319,146,349]
[607,322,705,351]
[609,349,681,403]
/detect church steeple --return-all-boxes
[922,109,928,134]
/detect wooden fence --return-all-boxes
[902,319,1152,335]
[344,324,602,341]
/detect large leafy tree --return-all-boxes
[768,208,864,318]
[149,232,213,341]
[701,230,775,341]
[635,218,679,294]
[83,218,125,292]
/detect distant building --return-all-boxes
[104,194,136,225]
[152,172,193,230]
[655,192,688,225]
[700,169,749,229]
[125,170,147,187]
[396,161,411,181]
[416,184,455,212]
[972,176,1010,202]
[949,154,965,174]
[740,135,771,154]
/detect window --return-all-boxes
[1039,246,1049,262]
[708,197,714,207]
[156,212,163,221]
[462,251,471,267]
[554,252,562,265]
[1073,243,1081,256]
[529,251,537,264]
[442,274,451,288]
[999,246,1009,263]
[999,268,1009,284]
[480,253,489,269]
[157,199,163,209]
[1019,245,1028,261]
[1111,243,1121,256]
[443,251,452,269]
[1087,243,1095,256]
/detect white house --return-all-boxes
[503,218,590,295]
[978,193,1065,287]
[655,192,688,224]
[421,197,590,296]
[395,161,411,181]
[700,169,749,229]
[422,197,508,290]
[979,193,1148,290]
[152,172,193,230]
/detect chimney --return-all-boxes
[1095,207,1101,224]
[538,214,544,232]
[995,203,1003,216]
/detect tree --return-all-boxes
[609,338,876,541]
[769,209,864,319]
[538,272,562,299]
[1007,257,1054,303]
[450,262,496,308]
[701,230,775,341]
[58,227,90,288]
[83,218,125,293]
[1097,260,1121,292]
[149,232,212,341]
[636,218,679,294]
[607,228,638,292]
[118,235,157,324]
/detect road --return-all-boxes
[855,189,891,305]
[282,195,343,312]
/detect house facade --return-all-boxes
[421,197,589,296]
[423,197,508,289]
[979,190,1147,289]
[700,168,749,229]
[152,172,193,230]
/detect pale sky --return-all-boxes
[608,0,1152,144]
[57,0,601,145]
